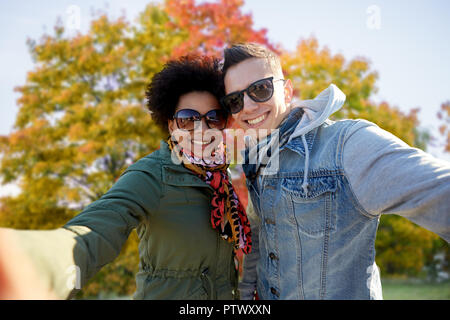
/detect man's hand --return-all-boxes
[0,228,57,299]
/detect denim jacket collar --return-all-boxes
[280,127,318,157]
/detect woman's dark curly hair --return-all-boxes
[145,55,226,132]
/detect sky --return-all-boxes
[0,0,449,194]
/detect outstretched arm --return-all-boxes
[2,167,160,299]
[0,228,57,299]
[343,120,450,242]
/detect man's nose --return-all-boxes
[242,93,259,113]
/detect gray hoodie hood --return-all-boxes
[289,83,346,194]
[246,83,346,195]
[289,83,346,143]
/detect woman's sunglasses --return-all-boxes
[173,108,228,131]
[220,77,285,114]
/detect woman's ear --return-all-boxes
[167,119,175,135]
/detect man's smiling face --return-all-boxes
[224,58,293,136]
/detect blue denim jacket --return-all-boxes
[243,119,383,300]
[239,85,450,300]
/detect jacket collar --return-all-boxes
[280,127,318,157]
[158,140,213,190]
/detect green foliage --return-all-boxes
[282,37,378,119]
[376,215,438,277]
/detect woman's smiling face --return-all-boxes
[168,91,225,156]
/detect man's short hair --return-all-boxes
[222,43,282,77]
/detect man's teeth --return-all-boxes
[247,114,266,125]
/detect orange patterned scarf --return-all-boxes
[167,138,252,254]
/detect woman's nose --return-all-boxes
[193,118,208,130]
[192,120,208,141]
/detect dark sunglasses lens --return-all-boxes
[222,93,244,114]
[248,78,274,102]
[174,109,200,130]
[205,110,227,129]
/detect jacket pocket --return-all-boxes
[281,175,337,237]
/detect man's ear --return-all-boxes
[284,79,294,105]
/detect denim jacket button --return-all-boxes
[269,252,278,260]
[270,287,280,297]
[265,218,275,225]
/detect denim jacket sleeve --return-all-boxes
[238,199,261,300]
[343,120,450,242]
[13,168,161,299]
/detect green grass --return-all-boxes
[382,279,450,300]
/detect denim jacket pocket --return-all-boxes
[281,175,337,237]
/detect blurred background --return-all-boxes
[0,0,449,299]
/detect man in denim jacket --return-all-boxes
[221,43,450,300]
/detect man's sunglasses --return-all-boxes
[173,108,228,131]
[220,77,285,114]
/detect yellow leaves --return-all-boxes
[282,36,377,106]
[52,88,73,105]
[67,123,84,141]
[0,136,8,154]
[78,46,95,66]
[31,162,49,176]
[9,119,50,150]
[359,101,419,146]
[66,189,81,203]
[78,141,102,156]
[9,129,29,147]
[16,92,39,108]
[89,15,128,45]
[437,101,450,152]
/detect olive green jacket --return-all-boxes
[14,141,238,300]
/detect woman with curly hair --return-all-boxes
[0,56,251,300]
